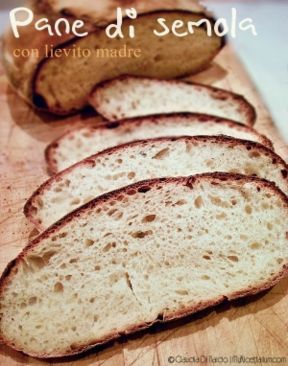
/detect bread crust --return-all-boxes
[91,75,256,125]
[25,135,288,230]
[45,113,273,175]
[2,172,288,358]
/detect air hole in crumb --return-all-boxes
[176,199,187,206]
[245,205,252,214]
[128,172,136,180]
[71,198,81,205]
[95,265,101,271]
[59,232,68,238]
[153,148,170,160]
[201,275,210,280]
[216,212,227,220]
[103,242,116,252]
[85,239,95,247]
[249,151,261,158]
[205,159,214,168]
[203,255,211,260]
[54,282,64,293]
[65,275,72,281]
[142,214,156,223]
[131,230,152,239]
[240,234,248,240]
[69,258,78,264]
[250,242,261,250]
[28,297,37,305]
[227,256,239,262]
[108,209,123,220]
[176,289,189,296]
[194,196,203,208]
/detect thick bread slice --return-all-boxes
[25,136,288,230]
[1,173,288,358]
[90,76,256,125]
[46,113,273,174]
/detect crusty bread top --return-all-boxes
[33,0,206,24]
[3,1,212,111]
[90,76,256,126]
[45,113,273,175]
[1,173,288,357]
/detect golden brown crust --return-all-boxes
[25,135,287,231]
[2,172,288,358]
[45,113,273,175]
[91,75,256,125]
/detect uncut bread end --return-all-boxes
[90,76,256,125]
[34,11,223,114]
[1,173,288,358]
[46,114,272,174]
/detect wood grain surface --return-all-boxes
[0,45,287,366]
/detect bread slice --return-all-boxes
[25,136,288,230]
[90,76,256,125]
[2,173,288,358]
[46,113,273,174]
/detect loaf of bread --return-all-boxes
[46,114,272,174]
[25,136,288,230]
[1,173,288,358]
[90,77,256,125]
[3,1,223,114]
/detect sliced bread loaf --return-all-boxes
[25,136,288,230]
[4,0,223,115]
[90,76,256,125]
[1,173,288,358]
[46,114,273,174]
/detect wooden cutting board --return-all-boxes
[0,45,287,366]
